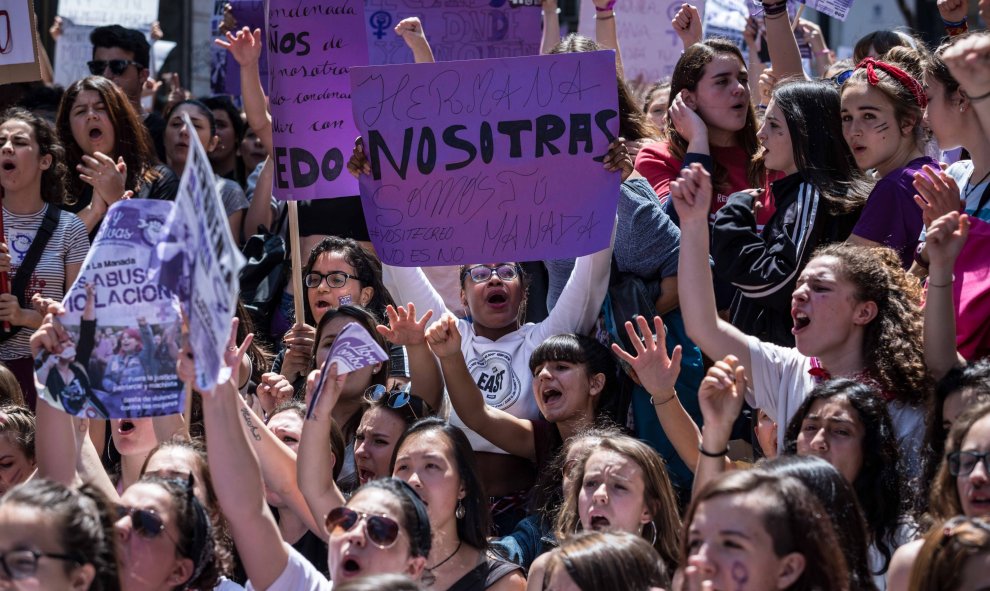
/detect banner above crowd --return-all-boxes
[351,50,621,267]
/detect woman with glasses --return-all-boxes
[0,478,118,591]
[888,402,990,589]
[55,76,178,234]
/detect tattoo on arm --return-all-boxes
[241,408,262,441]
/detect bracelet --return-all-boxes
[757,103,768,110]
[762,0,788,17]
[596,0,617,11]
[928,274,955,288]
[650,392,677,407]
[968,88,990,103]
[699,443,729,458]
[941,16,968,27]
[595,12,615,20]
[914,242,930,270]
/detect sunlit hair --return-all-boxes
[661,38,764,191]
[543,531,669,591]
[0,363,25,407]
[55,76,159,198]
[556,434,680,573]
[783,378,904,575]
[929,402,990,521]
[852,30,920,64]
[908,516,990,591]
[683,471,851,591]
[810,243,930,404]
[0,404,35,462]
[1,107,69,204]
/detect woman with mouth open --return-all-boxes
[55,76,178,235]
[671,162,929,489]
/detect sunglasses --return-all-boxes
[115,505,178,544]
[304,270,359,289]
[87,59,142,76]
[829,69,854,86]
[947,450,990,477]
[461,263,519,284]
[325,506,401,548]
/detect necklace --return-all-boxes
[421,540,462,586]
[963,167,990,202]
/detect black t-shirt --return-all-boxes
[62,163,179,215]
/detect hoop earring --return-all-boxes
[642,521,658,546]
[455,499,466,520]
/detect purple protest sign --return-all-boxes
[223,0,268,95]
[267,0,368,200]
[305,323,388,419]
[364,0,542,65]
[350,51,621,266]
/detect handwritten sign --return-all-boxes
[364,0,541,65]
[350,51,621,266]
[220,0,268,95]
[150,114,245,392]
[58,0,159,29]
[577,0,702,85]
[0,0,42,83]
[305,322,388,419]
[705,0,749,50]
[54,21,95,86]
[267,0,368,200]
[37,200,182,419]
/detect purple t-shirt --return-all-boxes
[852,157,935,268]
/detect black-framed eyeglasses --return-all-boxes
[304,271,360,289]
[324,506,401,548]
[0,549,81,580]
[947,450,990,477]
[115,505,179,545]
[87,59,142,76]
[461,263,519,284]
[829,69,854,86]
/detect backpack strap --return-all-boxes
[0,206,62,341]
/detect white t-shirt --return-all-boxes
[383,245,613,453]
[216,576,246,591]
[1,204,89,359]
[746,337,925,479]
[245,544,332,591]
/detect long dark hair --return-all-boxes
[784,378,904,575]
[755,456,878,591]
[547,34,656,142]
[303,236,396,326]
[1,107,70,205]
[771,80,871,214]
[389,418,490,550]
[55,76,159,198]
[529,333,620,424]
[661,38,764,191]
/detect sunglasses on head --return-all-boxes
[830,69,854,86]
[461,263,519,284]
[325,506,401,548]
[87,59,142,76]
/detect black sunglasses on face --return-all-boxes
[115,505,178,544]
[87,59,142,76]
[0,549,81,581]
[324,506,401,548]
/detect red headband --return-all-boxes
[855,58,927,109]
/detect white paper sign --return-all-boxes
[58,0,159,29]
[53,21,95,86]
[0,1,37,67]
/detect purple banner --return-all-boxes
[223,0,269,95]
[350,51,621,266]
[267,0,368,200]
[364,0,542,65]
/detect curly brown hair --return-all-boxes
[660,39,764,192]
[813,243,930,405]
[1,107,69,205]
[55,76,159,201]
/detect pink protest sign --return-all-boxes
[350,51,621,267]
[305,322,388,419]
[267,0,368,200]
[364,0,542,65]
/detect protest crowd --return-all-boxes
[5,0,990,589]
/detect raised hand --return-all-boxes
[304,362,346,417]
[942,34,990,99]
[611,315,682,401]
[669,162,713,223]
[926,211,970,270]
[672,4,703,49]
[425,313,462,360]
[376,303,433,346]
[938,0,968,24]
[346,137,371,179]
[602,137,635,181]
[280,322,316,379]
[257,372,295,414]
[698,355,747,445]
[394,17,429,52]
[215,26,263,66]
[914,164,964,228]
[669,91,708,145]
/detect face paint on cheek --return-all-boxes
[338,294,352,306]
[873,122,890,133]
[731,561,749,591]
